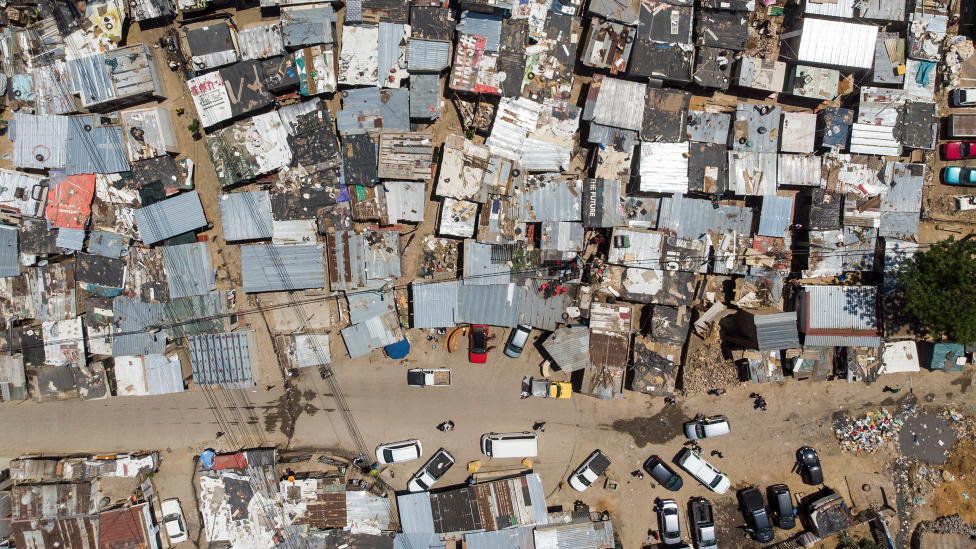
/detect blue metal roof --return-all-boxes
[412,281,458,329]
[112,296,166,357]
[757,195,793,238]
[396,492,435,534]
[218,191,274,242]
[456,12,503,52]
[0,225,19,278]
[162,242,214,299]
[66,116,131,175]
[134,190,208,245]
[410,74,441,119]
[87,230,129,258]
[378,23,407,84]
[406,39,451,72]
[144,354,185,395]
[240,243,325,292]
[281,4,336,47]
[188,331,256,389]
[56,228,86,251]
[337,87,410,135]
[657,196,754,239]
[67,53,115,106]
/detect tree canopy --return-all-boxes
[898,236,976,344]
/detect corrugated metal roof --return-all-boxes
[540,221,584,254]
[582,178,622,228]
[686,110,730,144]
[729,151,778,196]
[337,87,410,135]
[56,228,86,250]
[134,190,208,245]
[363,231,401,280]
[329,230,373,291]
[407,40,451,72]
[757,196,793,238]
[412,281,459,329]
[463,240,512,285]
[341,311,403,358]
[11,113,69,170]
[207,111,292,187]
[607,228,663,266]
[241,244,325,293]
[518,177,582,222]
[272,219,316,245]
[112,297,166,357]
[277,98,322,135]
[165,292,228,339]
[385,181,426,223]
[469,526,535,549]
[796,18,879,69]
[378,22,408,86]
[589,77,646,131]
[518,279,569,331]
[121,107,177,162]
[188,331,257,389]
[457,281,520,327]
[0,170,45,217]
[410,74,441,119]
[287,334,331,367]
[345,488,392,533]
[440,198,479,238]
[535,522,597,549]
[66,116,131,175]
[588,0,638,23]
[0,225,19,278]
[657,196,754,239]
[219,191,274,242]
[238,23,285,60]
[144,354,185,395]
[753,312,800,351]
[777,154,822,186]
[162,242,214,299]
[800,285,877,333]
[456,12,504,51]
[396,492,435,534]
[67,53,116,106]
[639,142,689,193]
[805,0,854,18]
[338,25,380,86]
[881,162,924,213]
[188,72,233,127]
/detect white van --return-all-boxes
[481,432,539,458]
[677,448,730,493]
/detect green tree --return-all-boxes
[187,118,200,134]
[898,236,976,343]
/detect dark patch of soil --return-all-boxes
[610,405,693,448]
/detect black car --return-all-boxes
[642,455,683,491]
[739,487,775,543]
[797,446,824,485]
[768,484,796,530]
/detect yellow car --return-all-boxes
[521,376,572,399]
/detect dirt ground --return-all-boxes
[932,442,976,522]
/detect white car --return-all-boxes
[657,499,682,546]
[161,498,188,544]
[375,439,423,464]
[568,450,611,492]
[678,448,731,494]
[407,448,455,492]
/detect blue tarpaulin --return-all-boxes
[385,339,410,359]
[916,61,937,87]
[201,449,216,469]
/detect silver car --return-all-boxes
[658,499,682,545]
[504,325,532,358]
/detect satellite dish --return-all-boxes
[1,154,11,160]
[26,92,37,101]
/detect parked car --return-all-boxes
[684,414,731,440]
[943,167,976,186]
[407,368,452,387]
[768,484,796,530]
[944,141,976,160]
[657,499,683,546]
[568,449,611,492]
[739,487,775,543]
[375,439,423,464]
[953,87,976,106]
[642,455,683,491]
[520,376,572,399]
[407,448,455,492]
[161,498,189,544]
[504,325,532,358]
[690,498,718,549]
[677,449,731,494]
[469,325,490,363]
[797,446,824,485]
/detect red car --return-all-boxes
[469,325,490,363]
[944,141,976,160]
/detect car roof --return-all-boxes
[587,451,611,472]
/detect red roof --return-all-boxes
[46,171,95,230]
[98,504,149,549]
[213,452,248,470]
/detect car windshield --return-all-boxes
[473,328,487,353]
[509,343,524,353]
[383,449,394,462]
[759,527,774,534]
[709,475,724,488]
[662,471,679,488]
[414,478,429,490]
[701,540,717,547]
[576,473,592,487]
[164,514,181,522]
[665,530,680,539]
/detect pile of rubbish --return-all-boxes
[836,409,904,453]
[943,37,975,88]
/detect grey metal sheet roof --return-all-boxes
[11,113,68,170]
[162,242,214,299]
[412,281,459,329]
[729,151,777,196]
[879,211,919,240]
[685,110,730,144]
[329,230,370,291]
[0,225,19,278]
[518,177,582,222]
[364,231,401,280]
[800,285,877,332]
[188,331,257,389]
[87,230,129,258]
[56,228,86,251]
[345,491,392,532]
[731,103,782,153]
[457,282,520,327]
[456,12,504,52]
[409,74,441,119]
[468,526,535,549]
[165,292,228,339]
[535,523,597,549]
[0,169,45,218]
[385,181,426,223]
[541,326,589,372]
[540,221,584,253]
[66,116,131,175]
[278,98,322,136]
[582,178,622,228]
[589,77,646,131]
[238,23,285,60]
[658,196,754,239]
[67,53,115,106]
[144,354,185,395]
[219,191,274,242]
[378,22,408,81]
[777,154,822,187]
[347,289,396,325]
[241,244,325,292]
[859,0,906,20]
[525,473,549,525]
[337,87,410,135]
[881,162,924,213]
[586,124,638,149]
[588,0,638,23]
[282,4,336,47]
[753,312,800,351]
[757,195,793,238]
[518,279,569,331]
[340,311,403,358]
[134,190,208,245]
[112,297,166,357]
[396,492,435,534]
[407,40,451,72]
[463,240,512,285]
